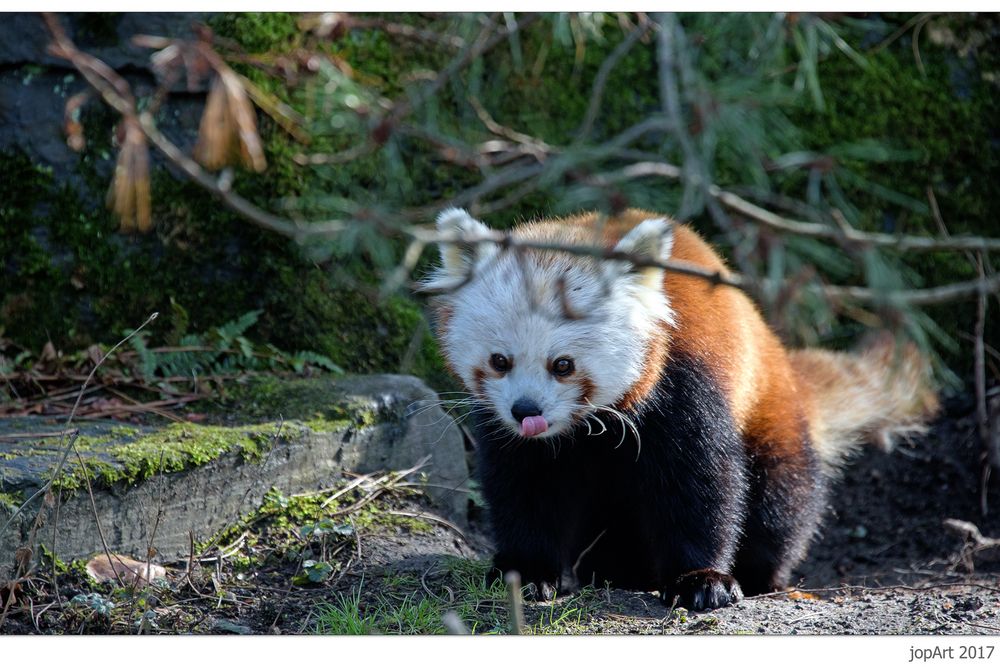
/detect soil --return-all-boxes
[2,397,999,635]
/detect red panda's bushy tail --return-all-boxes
[790,332,940,472]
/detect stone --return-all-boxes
[0,374,468,579]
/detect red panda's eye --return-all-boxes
[490,354,510,373]
[552,357,575,377]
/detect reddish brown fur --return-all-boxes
[472,367,488,398]
[577,374,596,404]
[439,208,932,464]
[548,210,814,459]
[433,304,464,382]
[617,323,671,413]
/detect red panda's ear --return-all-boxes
[609,218,674,289]
[418,209,496,292]
[613,218,674,262]
[436,208,495,273]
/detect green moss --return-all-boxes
[794,46,998,239]
[209,13,300,53]
[0,18,496,389]
[0,490,25,512]
[37,547,91,581]
[489,26,657,147]
[369,511,434,534]
[0,143,444,383]
[223,376,382,429]
[789,20,1000,371]
[202,473,432,575]
[50,422,282,492]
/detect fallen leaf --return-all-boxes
[85,554,166,586]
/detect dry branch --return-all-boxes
[601,160,1000,255]
[944,518,1000,572]
[711,188,1000,253]
[824,273,1000,307]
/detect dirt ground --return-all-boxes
[2,395,999,635]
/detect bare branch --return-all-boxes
[824,273,1000,306]
[407,225,747,293]
[711,187,1000,253]
[600,160,1000,254]
[469,96,552,161]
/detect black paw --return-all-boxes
[661,569,743,611]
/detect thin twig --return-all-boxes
[571,529,607,582]
[711,187,1000,253]
[604,160,1000,253]
[384,510,466,541]
[504,571,525,635]
[0,430,79,441]
[469,96,551,161]
[71,446,127,589]
[824,274,1000,307]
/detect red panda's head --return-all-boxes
[420,209,675,439]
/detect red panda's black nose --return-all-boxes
[511,398,542,423]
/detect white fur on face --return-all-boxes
[422,210,676,439]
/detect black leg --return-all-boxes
[734,448,827,596]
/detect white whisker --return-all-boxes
[584,398,642,460]
[587,413,608,436]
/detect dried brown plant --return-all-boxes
[107,116,152,233]
[194,65,267,173]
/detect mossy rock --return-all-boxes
[0,374,467,578]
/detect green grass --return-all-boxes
[314,588,380,635]
[314,584,447,635]
[312,557,603,635]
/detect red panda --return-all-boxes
[421,208,939,610]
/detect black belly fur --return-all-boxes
[473,350,826,600]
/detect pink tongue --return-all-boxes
[520,415,549,437]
